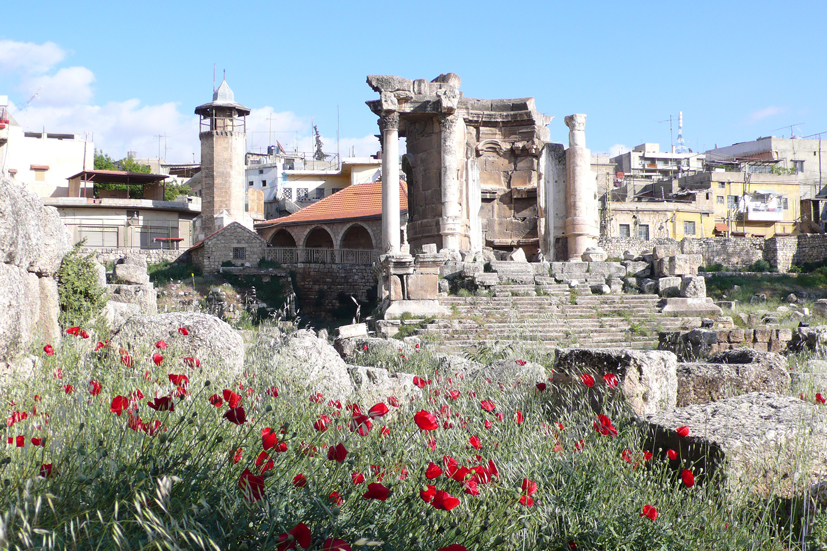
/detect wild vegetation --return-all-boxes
[1,321,825,550]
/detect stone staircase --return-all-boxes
[410,293,699,356]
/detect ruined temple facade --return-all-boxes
[367,73,600,261]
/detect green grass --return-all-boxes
[148,261,201,286]
[0,323,825,550]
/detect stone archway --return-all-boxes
[270,228,297,247]
[304,227,334,249]
[340,223,374,250]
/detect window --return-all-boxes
[793,160,804,174]
[315,188,325,200]
[718,182,726,189]
[728,195,738,209]
[282,188,293,201]
[637,224,650,240]
[261,180,267,187]
[717,196,724,204]
[706,193,710,200]
[249,181,254,187]
[297,188,309,201]
[35,171,45,182]
[618,224,631,238]
[684,221,696,236]
[783,198,789,210]
[232,247,246,260]
[258,169,264,174]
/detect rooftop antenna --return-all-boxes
[772,123,805,139]
[658,115,674,151]
[675,111,689,153]
[213,64,216,92]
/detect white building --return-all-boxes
[0,98,93,197]
[611,143,705,182]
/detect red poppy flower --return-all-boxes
[667,449,678,460]
[43,344,54,356]
[388,396,400,407]
[413,376,427,389]
[79,330,89,339]
[438,546,467,551]
[351,472,365,484]
[414,410,439,431]
[63,384,74,394]
[817,393,825,405]
[94,341,107,352]
[238,468,264,501]
[480,400,496,413]
[593,414,618,437]
[643,451,653,461]
[110,395,129,416]
[224,406,246,425]
[39,463,54,478]
[676,426,690,437]
[293,473,307,487]
[463,478,480,495]
[223,389,241,408]
[120,352,134,368]
[515,359,527,366]
[178,327,189,336]
[168,374,188,387]
[15,435,25,447]
[581,374,595,388]
[53,368,63,379]
[208,394,223,407]
[603,373,619,388]
[640,504,658,521]
[350,414,372,436]
[182,357,201,368]
[31,437,43,446]
[515,410,524,425]
[265,386,279,397]
[151,353,163,367]
[536,382,547,392]
[380,425,390,437]
[88,381,102,396]
[681,469,695,488]
[484,420,493,430]
[487,459,499,480]
[129,389,144,401]
[425,461,443,479]
[520,477,537,506]
[232,447,243,464]
[621,449,632,463]
[144,420,163,436]
[262,427,278,450]
[277,522,311,551]
[469,436,482,450]
[6,411,27,427]
[155,340,168,350]
[362,482,390,501]
[323,538,351,551]
[255,451,274,473]
[432,490,461,511]
[368,403,389,418]
[420,483,437,502]
[313,414,331,432]
[66,326,80,336]
[327,442,348,463]
[328,491,343,506]
[148,396,174,411]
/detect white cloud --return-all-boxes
[608,143,629,157]
[0,40,65,75]
[745,106,785,125]
[20,66,95,107]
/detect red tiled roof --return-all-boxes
[714,222,729,233]
[256,180,407,227]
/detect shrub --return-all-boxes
[701,263,725,272]
[749,259,771,273]
[148,261,200,285]
[56,242,108,328]
[258,258,282,270]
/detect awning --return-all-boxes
[714,222,729,233]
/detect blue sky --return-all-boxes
[2,0,825,163]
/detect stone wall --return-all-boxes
[289,263,376,319]
[81,248,187,267]
[601,234,827,273]
[190,223,266,273]
[660,327,793,358]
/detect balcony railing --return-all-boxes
[265,247,376,265]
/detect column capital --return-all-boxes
[378,111,399,132]
[438,112,460,132]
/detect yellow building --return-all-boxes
[678,172,801,237]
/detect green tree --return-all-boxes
[57,242,108,328]
[94,150,117,170]
[121,155,152,174]
[164,181,192,201]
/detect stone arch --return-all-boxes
[269,228,297,247]
[340,223,374,250]
[304,226,335,249]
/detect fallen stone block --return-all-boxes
[644,392,827,505]
[661,297,723,317]
[680,275,706,298]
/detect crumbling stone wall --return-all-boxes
[81,248,187,267]
[289,264,376,319]
[680,237,765,270]
[190,223,266,273]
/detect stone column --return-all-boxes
[439,113,462,251]
[380,112,401,254]
[565,114,599,261]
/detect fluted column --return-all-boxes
[439,113,462,251]
[380,112,401,254]
[565,114,599,260]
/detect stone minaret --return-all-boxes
[194,79,251,240]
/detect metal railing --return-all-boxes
[266,247,376,265]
